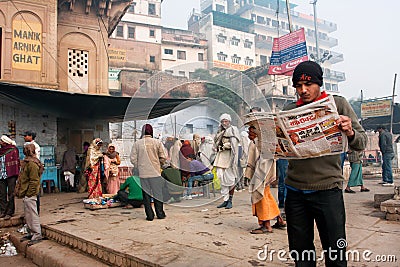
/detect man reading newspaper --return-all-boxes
[283,61,367,266]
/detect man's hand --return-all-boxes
[337,115,354,137]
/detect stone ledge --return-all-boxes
[42,225,160,267]
[374,193,394,208]
[0,215,24,228]
[380,199,400,214]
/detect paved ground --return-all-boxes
[2,175,400,266]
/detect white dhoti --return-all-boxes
[63,171,75,187]
[217,167,236,201]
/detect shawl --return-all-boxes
[246,141,276,204]
[61,148,77,173]
[105,144,118,159]
[87,139,104,167]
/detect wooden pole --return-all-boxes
[390,73,397,134]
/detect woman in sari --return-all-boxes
[104,144,121,195]
[86,138,104,198]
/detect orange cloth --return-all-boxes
[252,185,280,225]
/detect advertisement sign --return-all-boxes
[361,100,392,118]
[12,18,42,71]
[268,28,308,76]
[108,48,127,62]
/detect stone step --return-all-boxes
[41,225,159,267]
[9,232,108,267]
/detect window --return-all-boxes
[332,84,338,92]
[244,40,252,49]
[198,53,204,61]
[68,49,88,78]
[186,124,193,134]
[272,20,279,27]
[217,52,227,61]
[150,56,155,63]
[177,50,186,60]
[165,70,173,75]
[128,2,136,13]
[207,124,213,134]
[244,57,253,66]
[256,16,265,24]
[251,14,256,21]
[282,86,288,95]
[232,54,241,64]
[231,37,239,46]
[216,4,225,13]
[148,3,156,15]
[149,29,155,37]
[164,49,173,55]
[260,55,267,65]
[178,71,185,77]
[325,83,331,91]
[139,80,146,86]
[128,27,135,39]
[266,18,271,26]
[217,34,226,43]
[116,25,123,37]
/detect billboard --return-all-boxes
[361,100,392,118]
[268,28,308,76]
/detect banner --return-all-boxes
[268,28,308,76]
[361,100,392,118]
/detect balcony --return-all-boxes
[324,69,346,82]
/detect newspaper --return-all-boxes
[244,95,348,159]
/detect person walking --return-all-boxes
[376,125,395,186]
[15,144,44,246]
[214,113,241,209]
[344,150,370,193]
[130,124,167,221]
[283,61,367,266]
[0,135,20,220]
[244,127,286,234]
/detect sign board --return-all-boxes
[213,60,251,71]
[361,100,392,118]
[12,18,42,71]
[108,48,126,62]
[268,28,308,76]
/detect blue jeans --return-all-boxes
[382,153,394,183]
[277,159,288,208]
[187,173,214,195]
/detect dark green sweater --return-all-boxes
[120,176,143,200]
[283,95,367,190]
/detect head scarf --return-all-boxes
[105,144,118,159]
[141,124,153,138]
[88,138,104,167]
[219,113,232,122]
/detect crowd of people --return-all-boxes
[0,61,395,265]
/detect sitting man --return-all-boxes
[115,176,143,208]
[186,154,214,199]
[161,164,183,203]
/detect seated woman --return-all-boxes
[186,154,214,199]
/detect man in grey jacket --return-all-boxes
[284,61,367,267]
[376,125,394,186]
[130,124,167,221]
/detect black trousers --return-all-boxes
[116,190,143,208]
[140,177,165,220]
[285,187,346,267]
[0,176,17,216]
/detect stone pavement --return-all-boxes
[2,176,400,267]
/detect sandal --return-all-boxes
[272,222,287,229]
[250,226,273,234]
[360,188,370,192]
[344,188,356,194]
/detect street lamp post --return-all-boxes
[311,0,320,62]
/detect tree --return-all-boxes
[191,69,241,112]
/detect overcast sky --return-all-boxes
[161,0,400,102]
